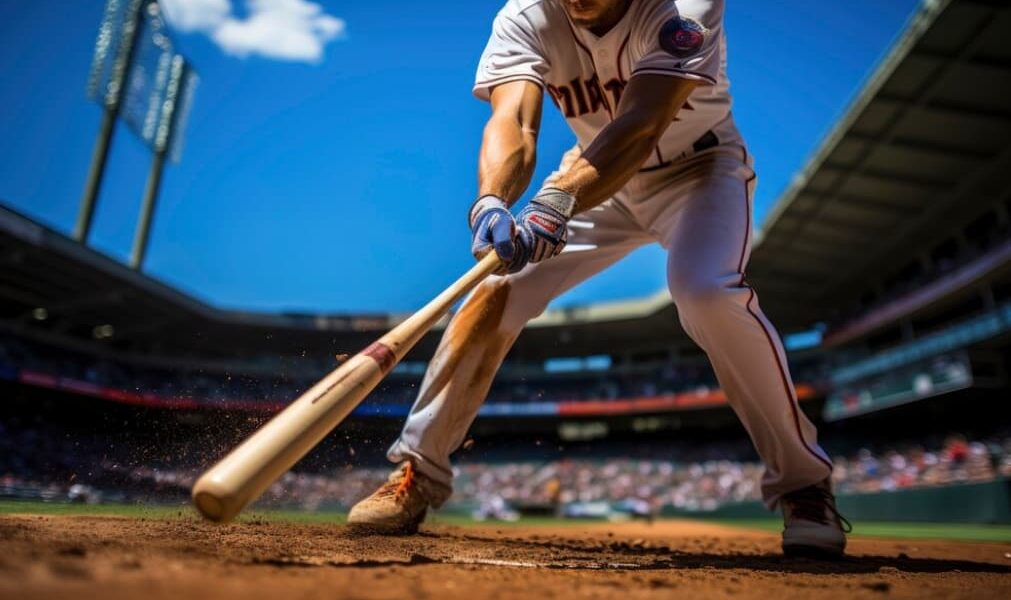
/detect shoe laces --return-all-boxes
[784,483,853,533]
[377,462,416,500]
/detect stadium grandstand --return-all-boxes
[2,0,1011,522]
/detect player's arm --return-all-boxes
[469,80,544,274]
[554,74,696,212]
[516,75,697,262]
[479,80,543,204]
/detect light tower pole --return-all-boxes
[76,0,146,242]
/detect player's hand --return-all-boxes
[469,195,529,274]
[517,187,575,263]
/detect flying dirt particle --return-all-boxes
[336,353,350,364]
[462,439,475,451]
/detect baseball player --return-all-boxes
[350,0,850,558]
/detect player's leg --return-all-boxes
[656,146,847,556]
[348,200,649,531]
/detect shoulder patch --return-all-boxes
[659,16,707,58]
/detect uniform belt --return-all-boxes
[638,130,721,173]
[692,130,719,154]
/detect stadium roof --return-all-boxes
[747,0,1011,327]
[3,0,1009,362]
[0,201,693,361]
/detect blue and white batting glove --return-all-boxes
[469,195,529,274]
[517,187,576,263]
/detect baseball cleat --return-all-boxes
[346,462,445,534]
[780,478,851,559]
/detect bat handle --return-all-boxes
[469,251,502,282]
[385,251,501,352]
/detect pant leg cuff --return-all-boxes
[761,472,834,510]
[386,441,454,507]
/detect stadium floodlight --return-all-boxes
[78,0,198,271]
[129,7,199,269]
[77,0,145,243]
[118,1,199,162]
[92,324,116,339]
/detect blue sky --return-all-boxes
[0,0,920,314]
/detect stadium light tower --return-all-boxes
[76,0,144,243]
[78,0,197,270]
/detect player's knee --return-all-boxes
[668,275,737,320]
[463,277,542,334]
[480,273,551,332]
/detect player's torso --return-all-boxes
[521,0,735,170]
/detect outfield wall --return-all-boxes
[663,479,1011,524]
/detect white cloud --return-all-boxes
[213,0,346,62]
[160,0,346,63]
[160,0,230,32]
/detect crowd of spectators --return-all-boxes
[4,412,1008,514]
[831,435,1002,494]
[452,434,1009,513]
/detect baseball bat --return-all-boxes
[192,252,500,522]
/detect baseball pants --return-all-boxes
[388,140,834,508]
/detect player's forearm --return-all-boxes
[549,76,697,214]
[550,113,665,212]
[478,114,537,204]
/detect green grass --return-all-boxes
[0,500,191,519]
[708,517,1011,542]
[3,500,1009,542]
[0,499,340,523]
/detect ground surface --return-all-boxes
[1,508,1009,599]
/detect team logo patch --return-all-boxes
[659,16,707,58]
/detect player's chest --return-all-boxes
[542,35,634,121]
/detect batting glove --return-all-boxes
[469,195,529,274]
[517,187,576,263]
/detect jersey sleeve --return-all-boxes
[473,12,549,101]
[629,0,723,85]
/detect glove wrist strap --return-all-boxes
[469,194,508,228]
[533,187,576,219]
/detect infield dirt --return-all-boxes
[1,514,1009,599]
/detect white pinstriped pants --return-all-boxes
[388,141,833,508]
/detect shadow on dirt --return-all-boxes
[366,531,1011,575]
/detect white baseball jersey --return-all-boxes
[474,0,735,170]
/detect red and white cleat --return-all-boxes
[781,478,851,559]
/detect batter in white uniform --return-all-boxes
[350,0,850,558]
